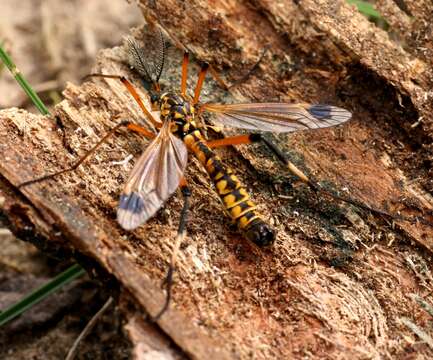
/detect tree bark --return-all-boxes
[0,0,432,358]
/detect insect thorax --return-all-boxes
[158,92,197,137]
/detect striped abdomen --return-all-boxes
[184,130,275,246]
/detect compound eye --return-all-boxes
[150,94,159,104]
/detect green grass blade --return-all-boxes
[0,41,4,75]
[0,264,86,326]
[0,42,86,329]
[347,0,383,20]
[0,44,50,115]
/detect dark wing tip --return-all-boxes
[307,104,332,119]
[307,104,352,124]
[117,192,147,231]
[119,192,145,213]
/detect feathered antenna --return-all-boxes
[154,29,165,82]
[127,37,153,82]
[126,29,166,91]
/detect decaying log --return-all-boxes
[1,0,433,358]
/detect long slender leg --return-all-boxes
[207,134,312,186]
[85,74,161,128]
[192,63,209,105]
[206,134,313,187]
[258,136,314,188]
[256,136,393,214]
[208,46,269,91]
[152,181,191,321]
[208,133,354,189]
[19,121,155,188]
[181,52,189,96]
[206,134,427,225]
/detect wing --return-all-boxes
[201,103,351,133]
[117,121,188,230]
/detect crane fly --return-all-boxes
[106,35,351,245]
[20,31,352,318]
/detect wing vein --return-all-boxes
[202,102,351,133]
[117,121,188,230]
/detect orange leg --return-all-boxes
[19,121,155,188]
[206,134,261,148]
[85,74,161,128]
[208,135,433,228]
[126,123,156,138]
[206,133,312,184]
[181,52,189,96]
[192,63,209,105]
[208,134,428,226]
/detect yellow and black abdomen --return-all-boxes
[184,130,275,247]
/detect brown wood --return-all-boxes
[1,0,433,358]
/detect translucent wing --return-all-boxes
[201,103,351,133]
[117,121,188,230]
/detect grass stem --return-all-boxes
[0,44,50,115]
[0,264,86,326]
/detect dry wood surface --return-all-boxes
[1,0,433,358]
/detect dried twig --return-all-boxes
[65,297,114,360]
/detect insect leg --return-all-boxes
[206,134,426,224]
[208,46,269,91]
[181,52,189,96]
[258,136,314,188]
[262,138,433,225]
[207,134,320,188]
[19,121,155,188]
[192,63,209,105]
[84,74,161,128]
[153,180,191,321]
[257,136,396,212]
[207,134,262,148]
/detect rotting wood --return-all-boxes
[1,0,433,358]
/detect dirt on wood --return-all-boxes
[1,0,433,359]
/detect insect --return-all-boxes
[109,35,351,242]
[20,31,352,318]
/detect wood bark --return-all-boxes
[1,0,433,358]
